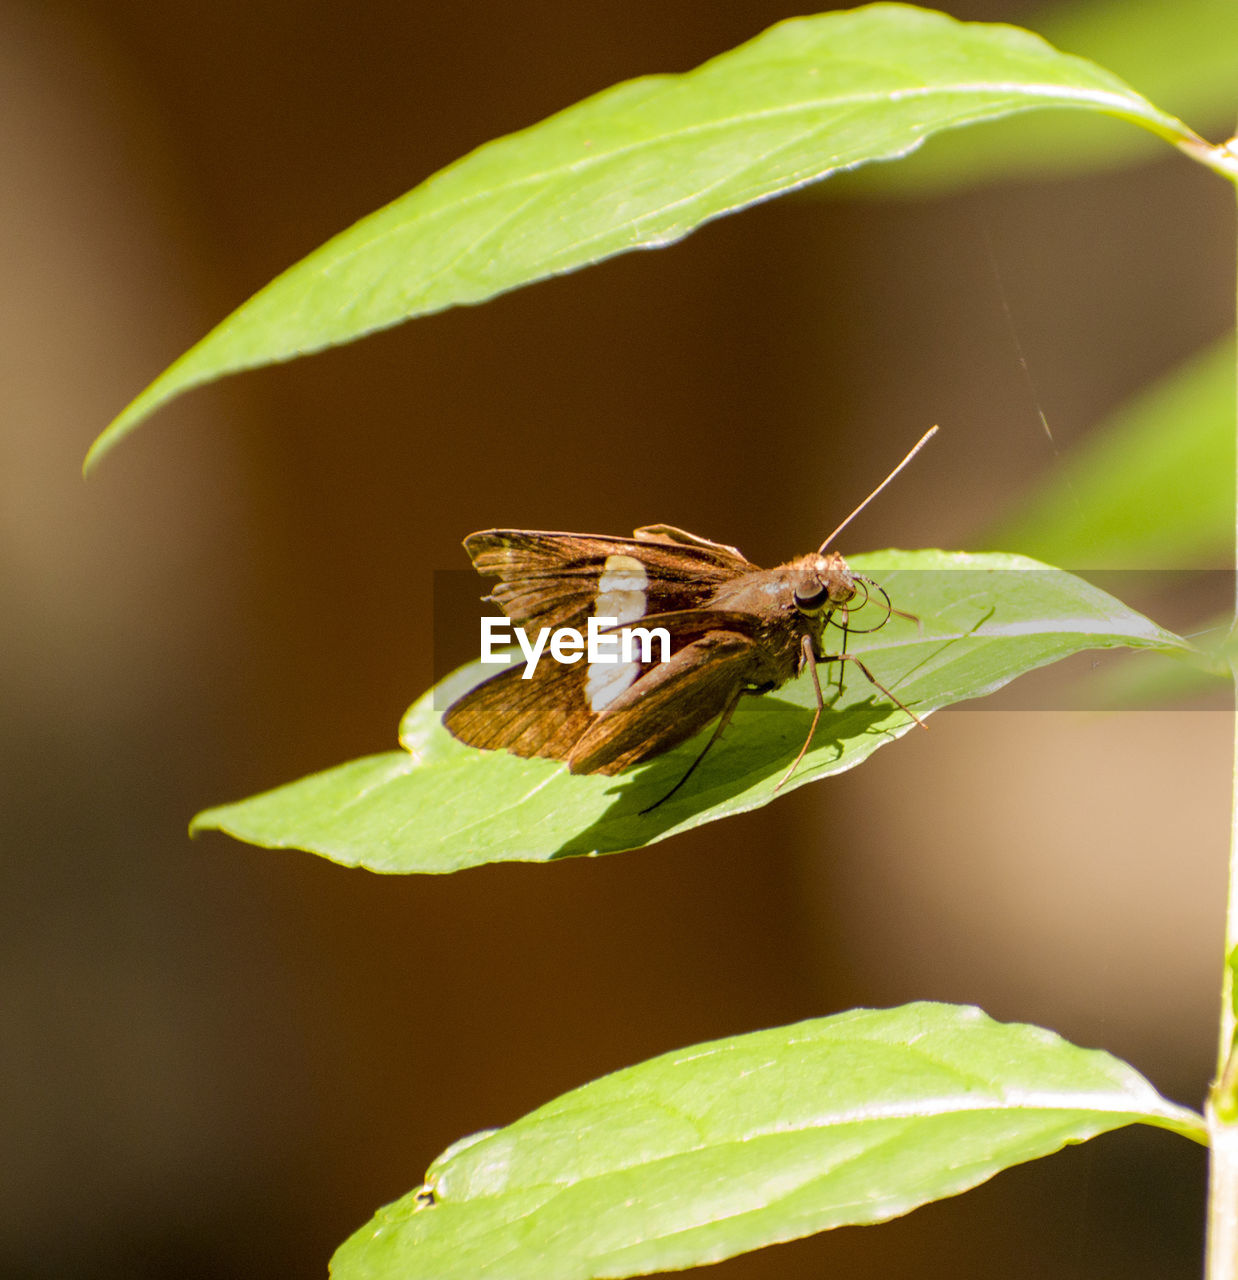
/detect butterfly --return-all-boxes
[443,428,934,807]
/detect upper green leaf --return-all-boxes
[86,4,1208,469]
[1037,0,1238,133]
[330,1003,1204,1280]
[191,551,1195,872]
[848,0,1238,191]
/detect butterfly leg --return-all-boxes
[774,635,825,792]
[638,683,746,815]
[891,605,923,637]
[832,609,849,700]
[819,651,927,729]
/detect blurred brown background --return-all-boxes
[3,1,1233,1276]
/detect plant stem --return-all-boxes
[1209,700,1238,1279]
[1205,173,1238,1280]
[1210,1114,1238,1279]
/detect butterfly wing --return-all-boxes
[463,529,756,633]
[441,650,599,762]
[633,524,748,563]
[567,629,760,774]
[443,608,764,773]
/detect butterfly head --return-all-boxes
[792,551,858,618]
[789,551,896,643]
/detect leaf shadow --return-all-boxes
[549,695,892,858]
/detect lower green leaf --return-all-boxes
[192,551,1192,872]
[331,1003,1204,1280]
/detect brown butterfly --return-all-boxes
[443,428,935,808]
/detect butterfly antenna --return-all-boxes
[817,425,938,553]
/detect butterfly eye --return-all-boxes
[794,583,830,613]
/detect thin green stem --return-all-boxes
[1178,136,1238,183]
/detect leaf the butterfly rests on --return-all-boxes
[443,432,938,803]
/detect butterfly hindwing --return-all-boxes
[568,629,761,774]
[632,525,749,564]
[443,608,767,772]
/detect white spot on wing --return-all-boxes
[597,554,647,625]
[587,659,640,713]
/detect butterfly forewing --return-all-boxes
[442,649,599,761]
[464,529,753,633]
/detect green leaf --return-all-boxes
[86,4,1207,469]
[1065,642,1229,711]
[847,0,1238,192]
[192,551,1193,872]
[990,334,1235,569]
[1036,0,1238,132]
[330,1003,1205,1280]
